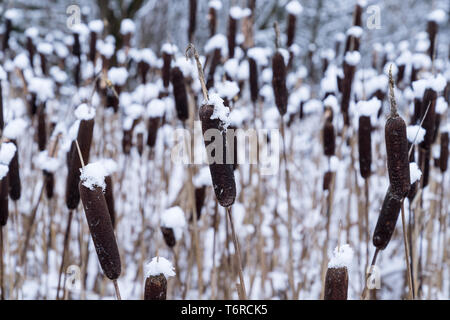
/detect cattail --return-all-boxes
[45,171,54,199]
[419,88,437,150]
[66,106,95,210]
[272,52,288,116]
[0,166,9,226]
[285,1,303,47]
[89,31,97,64]
[419,148,431,187]
[227,12,237,59]
[7,140,21,201]
[440,131,449,172]
[248,57,258,103]
[160,227,176,248]
[385,67,410,197]
[37,103,47,151]
[144,257,175,300]
[323,120,335,157]
[353,2,363,27]
[0,82,4,134]
[324,245,352,300]
[79,164,121,280]
[2,18,12,51]
[199,95,236,207]
[323,171,333,191]
[206,48,221,90]
[162,51,172,89]
[341,51,360,126]
[104,175,116,229]
[373,187,402,250]
[137,132,144,156]
[122,128,133,155]
[358,116,371,179]
[171,67,189,121]
[193,186,206,221]
[208,1,221,37]
[426,20,438,60]
[188,0,197,42]
[147,117,160,149]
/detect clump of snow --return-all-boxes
[120,19,136,34]
[286,1,303,15]
[28,77,54,102]
[209,0,222,10]
[3,118,28,140]
[107,67,128,86]
[0,66,5,81]
[409,162,422,184]
[161,43,178,55]
[208,93,231,130]
[427,9,446,23]
[0,164,9,180]
[0,142,17,165]
[229,6,251,19]
[101,159,118,176]
[278,48,290,66]
[406,125,426,144]
[303,99,322,114]
[428,74,446,92]
[74,103,95,120]
[5,9,21,21]
[147,99,166,118]
[161,206,186,240]
[323,95,339,115]
[145,257,176,278]
[328,244,353,269]
[37,42,52,55]
[436,97,448,115]
[412,53,431,70]
[98,41,115,58]
[36,151,60,173]
[247,47,271,66]
[194,166,212,187]
[14,53,30,69]
[80,162,108,191]
[205,34,228,56]
[215,81,239,100]
[344,51,361,66]
[25,27,39,38]
[329,156,339,172]
[412,79,427,98]
[357,98,381,117]
[88,20,104,33]
[347,26,363,38]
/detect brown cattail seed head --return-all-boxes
[386,67,410,197]
[104,175,116,229]
[272,52,288,116]
[144,274,167,300]
[358,116,372,179]
[37,103,47,151]
[79,183,121,280]
[199,103,236,207]
[227,16,237,59]
[0,173,9,226]
[324,267,348,300]
[162,52,171,89]
[160,227,176,247]
[323,120,335,157]
[8,139,21,201]
[440,132,449,172]
[373,187,402,250]
[171,67,189,121]
[188,0,197,43]
[147,117,160,148]
[45,171,54,199]
[248,57,259,103]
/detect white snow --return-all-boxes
[208,93,231,130]
[0,164,9,180]
[80,162,108,191]
[278,48,290,66]
[347,26,363,38]
[205,34,228,56]
[215,81,239,100]
[0,142,17,165]
[120,19,136,34]
[145,257,176,278]
[329,156,339,172]
[161,43,178,55]
[248,47,270,66]
[412,79,428,98]
[88,20,104,33]
[406,125,426,144]
[357,98,381,117]
[229,6,251,19]
[209,0,223,10]
[35,151,60,173]
[98,40,115,59]
[286,1,303,15]
[427,9,446,23]
[160,206,186,240]
[101,159,118,176]
[147,99,166,118]
[428,74,446,92]
[74,103,96,120]
[37,42,52,55]
[4,9,21,20]
[344,51,361,66]
[25,27,39,38]
[436,97,448,115]
[409,162,422,184]
[107,67,128,86]
[3,119,28,140]
[328,244,354,269]
[13,53,30,69]
[28,77,54,102]
[193,166,212,187]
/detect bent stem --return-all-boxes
[226,206,247,300]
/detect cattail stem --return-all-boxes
[185,44,208,101]
[400,202,414,299]
[226,206,247,300]
[0,226,3,300]
[56,210,73,299]
[113,279,122,300]
[361,248,380,299]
